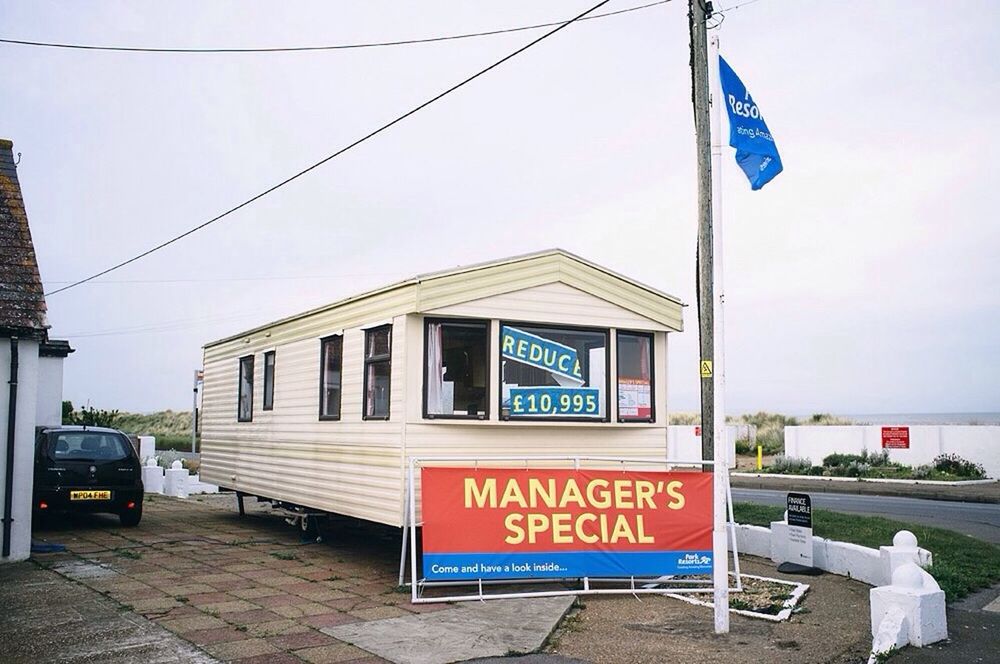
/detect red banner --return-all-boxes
[420,467,713,580]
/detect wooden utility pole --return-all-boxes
[689,0,714,468]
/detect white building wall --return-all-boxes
[785,425,1000,479]
[0,338,40,563]
[35,355,64,428]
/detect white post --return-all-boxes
[191,370,203,453]
[708,32,729,634]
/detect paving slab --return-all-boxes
[0,561,217,664]
[323,596,575,664]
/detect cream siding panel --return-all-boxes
[201,317,408,525]
[425,282,672,331]
[558,261,684,332]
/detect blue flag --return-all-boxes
[719,56,783,190]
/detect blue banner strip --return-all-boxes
[423,550,713,581]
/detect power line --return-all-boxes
[42,272,399,285]
[45,0,616,297]
[2,1,669,54]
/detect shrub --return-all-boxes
[933,454,986,479]
[911,464,934,480]
[823,453,864,468]
[64,405,120,428]
[769,455,813,475]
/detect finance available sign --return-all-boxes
[420,467,713,581]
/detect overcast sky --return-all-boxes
[3,0,998,416]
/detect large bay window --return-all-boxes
[500,324,608,421]
[617,331,654,422]
[364,325,392,420]
[424,319,489,419]
[319,335,343,420]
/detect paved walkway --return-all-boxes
[0,562,216,664]
[27,493,570,663]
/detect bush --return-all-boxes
[63,404,120,428]
[823,453,864,468]
[911,464,935,480]
[933,454,986,479]
[768,455,814,475]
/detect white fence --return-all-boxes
[784,425,999,479]
[667,425,742,469]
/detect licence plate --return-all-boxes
[70,490,111,501]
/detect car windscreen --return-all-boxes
[47,432,131,462]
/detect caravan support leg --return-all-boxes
[236,491,245,517]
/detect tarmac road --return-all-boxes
[733,488,1000,544]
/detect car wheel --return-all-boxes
[119,508,142,527]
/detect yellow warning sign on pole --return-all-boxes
[700,360,713,378]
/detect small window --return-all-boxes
[238,355,254,422]
[500,324,608,421]
[262,350,276,411]
[424,319,489,419]
[320,336,343,420]
[617,331,654,422]
[364,325,392,420]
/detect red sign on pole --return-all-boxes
[881,427,910,449]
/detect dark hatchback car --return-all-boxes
[34,426,144,526]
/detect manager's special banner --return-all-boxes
[420,467,713,581]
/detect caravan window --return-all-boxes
[617,331,654,422]
[238,355,254,422]
[424,319,489,419]
[500,324,608,421]
[319,336,343,420]
[364,326,392,420]
[263,350,276,411]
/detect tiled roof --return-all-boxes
[0,138,48,335]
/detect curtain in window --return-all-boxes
[426,323,445,414]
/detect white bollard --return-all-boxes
[163,460,189,499]
[879,530,933,586]
[142,457,164,494]
[138,436,156,463]
[869,561,947,653]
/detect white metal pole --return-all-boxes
[708,31,729,635]
[191,370,200,453]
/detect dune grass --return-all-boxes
[733,502,1000,601]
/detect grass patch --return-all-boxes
[733,502,1000,601]
[270,551,298,561]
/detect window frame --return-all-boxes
[498,320,610,423]
[422,317,491,421]
[237,354,254,422]
[262,350,276,411]
[363,325,392,421]
[318,335,343,421]
[616,329,656,424]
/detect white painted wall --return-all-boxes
[667,425,738,468]
[35,355,64,428]
[785,425,1000,479]
[0,338,39,563]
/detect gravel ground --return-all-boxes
[548,558,872,664]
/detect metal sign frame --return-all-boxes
[398,455,741,604]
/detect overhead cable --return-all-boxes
[3,1,669,54]
[45,0,615,296]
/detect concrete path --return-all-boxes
[0,561,217,664]
[324,597,575,664]
[734,488,1000,543]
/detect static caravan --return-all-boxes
[200,250,684,528]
